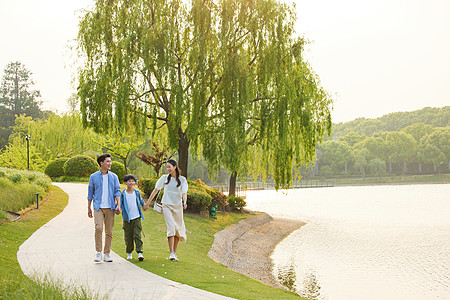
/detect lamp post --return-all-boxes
[25,135,30,170]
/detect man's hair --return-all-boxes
[97,153,111,166]
[124,174,137,182]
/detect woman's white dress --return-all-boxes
[155,175,188,241]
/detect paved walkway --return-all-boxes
[17,183,232,300]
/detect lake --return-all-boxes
[245,184,450,300]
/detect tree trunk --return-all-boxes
[178,128,190,178]
[229,171,237,196]
[122,158,128,174]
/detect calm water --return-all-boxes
[245,184,450,300]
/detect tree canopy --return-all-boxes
[77,0,332,188]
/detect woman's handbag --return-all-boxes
[153,189,163,214]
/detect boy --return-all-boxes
[120,174,147,261]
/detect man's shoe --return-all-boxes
[103,254,113,262]
[127,253,132,260]
[94,252,102,262]
[138,253,144,261]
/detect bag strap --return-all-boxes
[154,188,162,204]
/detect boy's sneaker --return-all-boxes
[94,252,102,262]
[103,254,113,262]
[138,253,144,261]
[127,253,132,260]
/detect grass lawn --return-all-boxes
[0,185,93,299]
[112,209,303,299]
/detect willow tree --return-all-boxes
[78,0,221,175]
[77,0,331,183]
[201,1,332,192]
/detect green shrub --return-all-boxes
[227,195,247,211]
[110,161,126,183]
[186,188,212,213]
[192,179,227,210]
[44,158,68,178]
[63,155,98,177]
[9,174,22,183]
[138,177,158,196]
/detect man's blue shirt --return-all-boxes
[87,170,121,211]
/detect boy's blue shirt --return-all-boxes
[120,188,145,222]
[87,170,121,211]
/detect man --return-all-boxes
[88,153,121,262]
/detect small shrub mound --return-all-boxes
[44,158,68,178]
[227,195,247,211]
[110,161,126,183]
[63,155,98,178]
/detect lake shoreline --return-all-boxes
[208,212,306,289]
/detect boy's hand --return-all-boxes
[115,206,121,214]
[88,207,93,218]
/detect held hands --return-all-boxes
[88,207,93,218]
[115,205,121,215]
[183,203,187,210]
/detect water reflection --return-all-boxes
[246,184,450,300]
[277,264,323,300]
[277,264,297,292]
[300,273,321,300]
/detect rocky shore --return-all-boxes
[208,212,305,289]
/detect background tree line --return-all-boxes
[314,106,449,177]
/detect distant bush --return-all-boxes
[63,155,97,177]
[110,161,126,183]
[44,158,68,178]
[227,195,246,211]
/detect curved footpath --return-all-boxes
[17,183,232,300]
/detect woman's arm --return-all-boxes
[143,188,159,210]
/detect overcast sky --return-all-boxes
[1,0,449,123]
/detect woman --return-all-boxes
[145,159,188,261]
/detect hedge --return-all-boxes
[111,161,126,183]
[63,155,98,178]
[44,158,68,178]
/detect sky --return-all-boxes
[0,0,449,123]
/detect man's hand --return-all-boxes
[115,206,121,215]
[88,207,93,218]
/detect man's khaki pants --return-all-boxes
[94,208,115,254]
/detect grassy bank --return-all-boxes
[0,185,93,299]
[0,167,52,222]
[112,210,303,299]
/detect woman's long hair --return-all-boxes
[165,159,181,187]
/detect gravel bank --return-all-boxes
[208,213,305,289]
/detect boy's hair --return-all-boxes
[124,174,137,182]
[97,153,111,166]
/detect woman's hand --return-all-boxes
[183,203,187,210]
